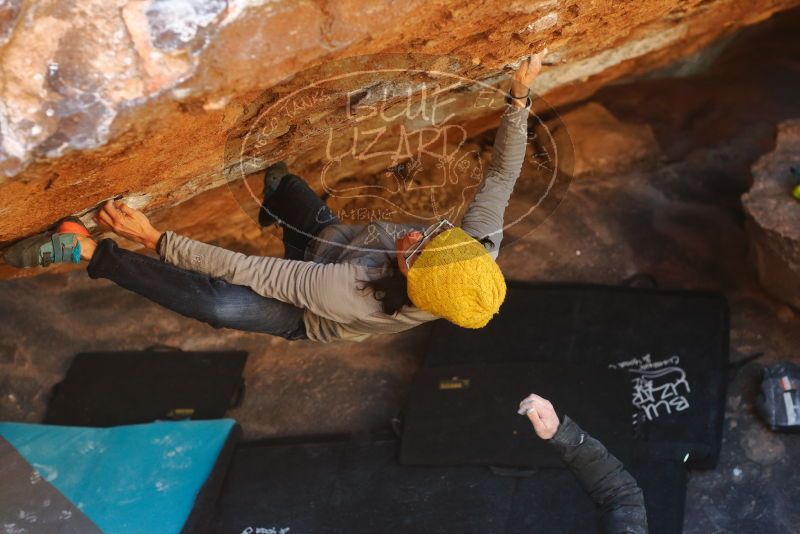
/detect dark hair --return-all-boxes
[363,263,412,315]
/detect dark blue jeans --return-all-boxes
[87,175,339,340]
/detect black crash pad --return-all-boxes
[421,281,729,468]
[210,437,686,534]
[44,347,248,427]
[400,362,634,468]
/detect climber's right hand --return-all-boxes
[95,200,163,251]
[509,48,547,109]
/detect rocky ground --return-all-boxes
[2,9,800,533]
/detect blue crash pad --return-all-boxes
[0,419,235,534]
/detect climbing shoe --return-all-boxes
[259,161,289,227]
[3,216,90,268]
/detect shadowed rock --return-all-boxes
[743,119,800,309]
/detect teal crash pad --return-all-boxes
[0,419,235,534]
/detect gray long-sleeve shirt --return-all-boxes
[159,98,531,342]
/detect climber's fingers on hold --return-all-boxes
[95,208,114,230]
[99,200,128,229]
[518,48,547,84]
[513,58,530,82]
[114,201,135,217]
[102,200,121,224]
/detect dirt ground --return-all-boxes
[2,9,800,533]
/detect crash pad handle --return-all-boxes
[620,272,659,289]
[145,343,183,352]
[229,379,246,409]
[488,465,539,477]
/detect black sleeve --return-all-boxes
[548,415,648,534]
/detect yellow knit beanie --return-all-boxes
[407,227,506,328]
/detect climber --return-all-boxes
[519,393,648,533]
[4,50,546,343]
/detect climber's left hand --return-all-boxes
[95,200,163,251]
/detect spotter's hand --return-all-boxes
[518,393,560,440]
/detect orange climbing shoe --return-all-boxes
[3,216,90,268]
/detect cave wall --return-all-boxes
[1,0,799,279]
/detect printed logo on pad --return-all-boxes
[609,354,691,422]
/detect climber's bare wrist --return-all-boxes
[510,76,532,109]
[142,229,163,251]
[511,97,527,110]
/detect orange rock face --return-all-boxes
[0,0,798,279]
